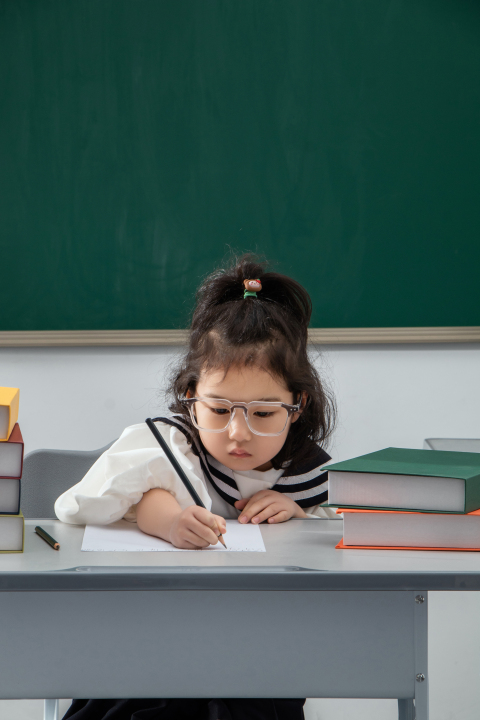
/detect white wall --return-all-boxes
[317,342,480,460]
[1,342,480,720]
[1,342,478,457]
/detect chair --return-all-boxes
[21,443,114,519]
[21,442,114,720]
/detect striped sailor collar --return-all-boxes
[152,416,331,509]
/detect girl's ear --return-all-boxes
[291,392,308,423]
[185,388,192,399]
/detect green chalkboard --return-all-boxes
[1,0,479,331]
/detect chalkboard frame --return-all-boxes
[0,328,479,347]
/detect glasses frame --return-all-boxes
[181,396,302,437]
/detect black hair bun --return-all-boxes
[192,253,312,337]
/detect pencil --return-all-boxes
[35,526,60,550]
[145,418,227,548]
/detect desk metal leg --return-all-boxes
[398,698,415,720]
[44,699,59,720]
[413,590,429,720]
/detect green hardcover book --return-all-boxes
[0,510,24,552]
[327,447,480,514]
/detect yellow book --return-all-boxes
[0,388,20,441]
[0,511,24,552]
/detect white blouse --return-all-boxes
[54,421,336,525]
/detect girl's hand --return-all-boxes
[234,490,306,525]
[169,505,227,549]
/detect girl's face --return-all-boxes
[193,365,301,472]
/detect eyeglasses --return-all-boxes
[182,397,301,437]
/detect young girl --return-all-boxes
[55,255,336,720]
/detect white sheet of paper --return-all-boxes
[81,519,266,552]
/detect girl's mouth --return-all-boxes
[229,449,252,458]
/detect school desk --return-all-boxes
[2,518,480,720]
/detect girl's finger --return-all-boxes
[192,505,218,526]
[178,538,203,550]
[251,504,281,525]
[234,498,249,510]
[183,527,212,548]
[236,491,271,515]
[188,516,222,546]
[213,514,227,534]
[236,490,268,507]
[191,507,225,538]
[239,498,272,523]
[267,510,289,524]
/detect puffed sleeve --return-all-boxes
[54,421,211,525]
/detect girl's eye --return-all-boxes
[253,411,274,418]
[211,407,230,415]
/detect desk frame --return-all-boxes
[4,517,480,720]
[0,571,431,719]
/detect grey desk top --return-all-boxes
[1,519,480,591]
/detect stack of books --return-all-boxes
[326,447,480,551]
[0,387,24,553]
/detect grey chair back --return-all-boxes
[21,443,114,518]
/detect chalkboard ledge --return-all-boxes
[0,327,479,347]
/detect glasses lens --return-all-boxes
[192,399,232,431]
[247,404,289,435]
[191,400,291,435]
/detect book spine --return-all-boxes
[0,513,24,553]
[8,390,19,440]
[0,423,24,479]
[326,503,460,514]
[0,389,20,441]
[0,483,21,513]
[464,474,480,513]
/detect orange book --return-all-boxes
[336,538,480,552]
[0,388,20,441]
[336,507,480,552]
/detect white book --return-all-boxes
[342,509,480,549]
[0,513,24,552]
[329,470,465,512]
[0,478,21,513]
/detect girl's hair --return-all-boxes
[167,254,336,472]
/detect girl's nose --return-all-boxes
[228,409,252,441]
